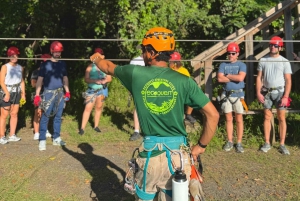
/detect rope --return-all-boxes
[1,38,300,42]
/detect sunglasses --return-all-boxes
[227,52,236,56]
[269,44,280,48]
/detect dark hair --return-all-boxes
[170,61,182,67]
[144,45,173,62]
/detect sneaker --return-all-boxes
[223,141,233,151]
[279,145,290,155]
[33,133,39,140]
[46,130,52,138]
[78,129,84,135]
[8,135,21,142]
[129,132,141,141]
[260,143,271,153]
[53,137,66,146]
[236,143,244,153]
[185,114,196,124]
[94,127,101,132]
[39,140,46,151]
[0,137,8,144]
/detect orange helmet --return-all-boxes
[170,52,181,61]
[94,48,104,55]
[227,43,240,52]
[142,27,175,52]
[270,36,283,47]
[50,41,64,52]
[7,46,20,56]
[41,54,51,62]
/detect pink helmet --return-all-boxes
[227,43,240,52]
[94,48,104,55]
[170,52,181,61]
[270,36,283,47]
[7,46,20,57]
[50,41,64,52]
[41,54,51,62]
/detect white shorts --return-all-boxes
[221,97,244,114]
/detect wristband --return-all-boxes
[282,96,288,99]
[197,141,207,148]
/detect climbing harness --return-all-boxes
[131,136,189,200]
[217,88,248,112]
[39,88,64,117]
[261,86,283,96]
[0,82,21,110]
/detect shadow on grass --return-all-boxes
[103,107,133,134]
[62,143,134,201]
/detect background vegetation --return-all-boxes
[1,0,300,147]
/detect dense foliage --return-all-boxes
[0,0,288,115]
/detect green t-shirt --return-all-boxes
[114,64,209,156]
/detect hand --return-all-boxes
[293,53,299,60]
[95,80,103,85]
[257,93,265,104]
[280,97,292,107]
[90,53,104,63]
[190,144,206,162]
[3,93,10,102]
[64,92,71,101]
[33,95,41,107]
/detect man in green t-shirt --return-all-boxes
[90,27,219,201]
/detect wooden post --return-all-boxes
[284,5,294,71]
[245,34,254,104]
[204,60,213,99]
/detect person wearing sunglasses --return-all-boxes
[256,36,292,155]
[217,42,247,153]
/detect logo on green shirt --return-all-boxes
[141,78,178,114]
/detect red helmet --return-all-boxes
[50,41,63,52]
[270,36,283,47]
[41,54,51,62]
[227,43,240,52]
[7,46,20,57]
[94,48,104,55]
[170,52,181,61]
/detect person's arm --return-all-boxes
[63,76,70,93]
[217,72,230,83]
[190,101,219,161]
[84,65,94,83]
[225,71,246,82]
[20,67,26,99]
[35,76,44,96]
[280,73,292,106]
[90,53,116,76]
[0,65,10,102]
[101,75,112,84]
[256,70,264,103]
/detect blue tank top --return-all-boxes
[88,64,107,90]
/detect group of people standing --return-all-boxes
[0,42,111,152]
[218,36,292,155]
[0,26,293,200]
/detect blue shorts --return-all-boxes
[84,88,108,98]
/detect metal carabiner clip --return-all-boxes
[171,151,184,172]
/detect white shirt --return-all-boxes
[130,56,145,66]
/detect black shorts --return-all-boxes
[1,92,21,107]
